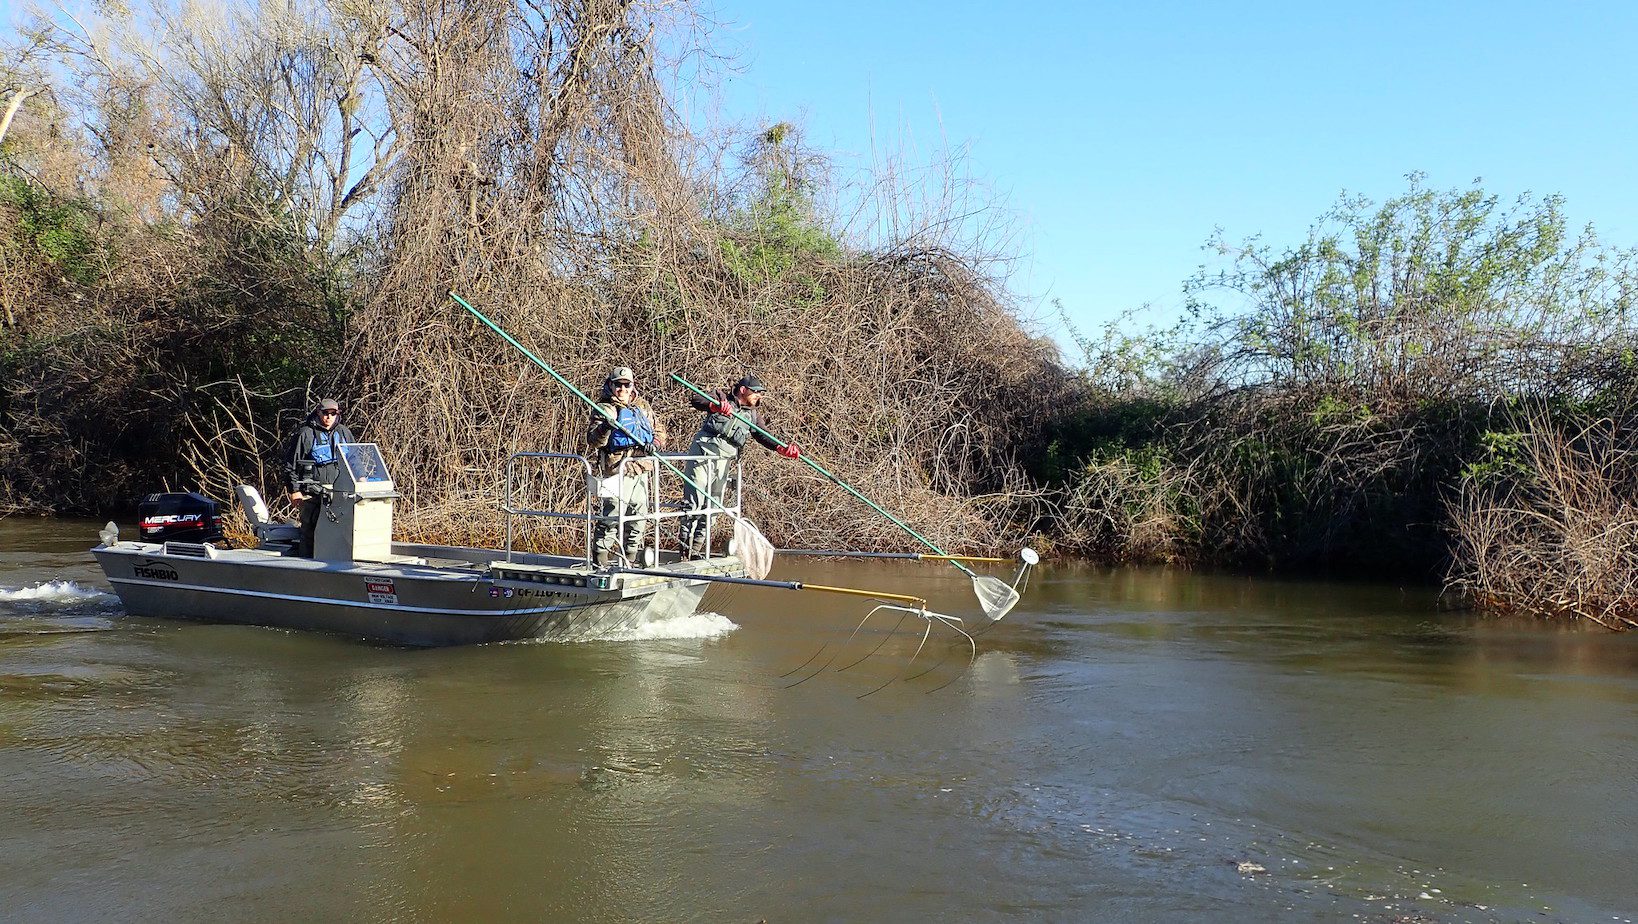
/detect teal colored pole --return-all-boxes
[670,372,979,579]
[450,292,735,520]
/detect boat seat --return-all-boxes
[234,485,304,545]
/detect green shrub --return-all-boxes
[1,173,102,286]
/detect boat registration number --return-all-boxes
[365,580,398,604]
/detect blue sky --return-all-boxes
[691,0,1638,359]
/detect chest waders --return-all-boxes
[591,404,658,565]
[680,428,742,557]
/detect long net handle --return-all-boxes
[670,372,979,579]
[452,293,743,524]
[800,583,926,607]
[780,549,1008,563]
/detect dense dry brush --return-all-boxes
[1450,408,1638,631]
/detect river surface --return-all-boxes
[1,518,1634,923]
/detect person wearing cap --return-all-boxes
[587,366,668,567]
[282,397,356,558]
[678,374,799,558]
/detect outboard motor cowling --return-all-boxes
[138,492,224,544]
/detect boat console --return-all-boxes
[313,443,399,562]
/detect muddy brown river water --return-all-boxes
[1,518,1634,922]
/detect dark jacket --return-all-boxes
[283,418,358,491]
[688,388,781,453]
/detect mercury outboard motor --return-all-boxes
[137,492,224,544]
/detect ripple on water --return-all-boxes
[961,772,1562,923]
[16,716,410,817]
[578,758,665,793]
[0,671,130,701]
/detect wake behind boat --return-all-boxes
[92,442,751,646]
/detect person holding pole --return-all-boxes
[678,374,799,558]
[588,366,667,567]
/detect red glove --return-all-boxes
[710,400,735,416]
[778,442,800,460]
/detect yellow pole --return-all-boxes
[801,583,927,608]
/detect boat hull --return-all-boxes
[92,541,735,647]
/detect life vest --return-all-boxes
[310,432,338,465]
[606,405,654,450]
[701,402,752,450]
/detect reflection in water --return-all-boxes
[1,521,1635,922]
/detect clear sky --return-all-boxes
[691,0,1638,358]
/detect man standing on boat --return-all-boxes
[588,367,668,567]
[282,397,356,558]
[679,374,799,559]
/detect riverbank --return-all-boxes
[5,4,1634,627]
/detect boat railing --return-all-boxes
[630,451,746,564]
[501,452,596,564]
[500,451,745,566]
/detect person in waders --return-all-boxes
[282,397,357,558]
[588,366,668,567]
[678,374,799,559]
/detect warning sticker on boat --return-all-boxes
[365,580,398,604]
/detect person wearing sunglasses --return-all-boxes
[281,397,356,557]
[587,366,668,567]
[678,374,799,559]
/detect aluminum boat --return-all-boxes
[92,444,749,646]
